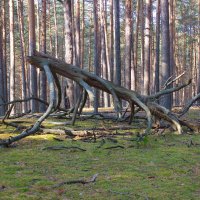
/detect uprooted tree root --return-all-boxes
[0,51,199,147]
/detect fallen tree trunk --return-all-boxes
[26,52,193,134]
[0,52,198,147]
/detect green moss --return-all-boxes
[0,118,200,199]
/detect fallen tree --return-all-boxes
[0,52,199,147]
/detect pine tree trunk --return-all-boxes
[133,0,140,91]
[81,0,85,67]
[88,13,92,73]
[169,0,175,106]
[198,0,200,104]
[53,0,58,58]
[155,0,160,94]
[143,0,152,95]
[17,0,27,113]
[160,0,172,109]
[64,0,74,108]
[9,0,15,114]
[1,0,7,109]
[140,0,145,93]
[124,0,132,90]
[75,0,80,66]
[28,0,38,113]
[48,0,53,52]
[93,0,100,112]
[36,0,40,51]
[101,0,111,82]
[39,0,47,112]
[0,19,4,116]
[110,0,114,83]
[113,0,121,86]
[100,0,109,107]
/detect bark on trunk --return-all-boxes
[0,21,4,116]
[93,0,100,113]
[64,0,74,108]
[17,0,27,113]
[155,0,160,94]
[53,0,58,58]
[40,0,47,112]
[124,0,132,90]
[143,0,152,95]
[28,0,38,113]
[100,0,109,107]
[160,0,172,109]
[113,0,121,86]
[1,0,7,109]
[9,0,15,114]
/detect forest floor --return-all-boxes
[0,109,200,200]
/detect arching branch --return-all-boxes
[179,93,200,117]
[0,64,56,147]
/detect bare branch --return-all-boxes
[163,71,186,89]
[0,64,56,147]
[149,79,191,100]
[179,93,200,117]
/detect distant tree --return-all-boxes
[110,0,114,82]
[93,0,100,113]
[87,13,92,73]
[133,0,141,91]
[1,0,7,108]
[143,0,152,95]
[53,0,58,58]
[198,0,200,103]
[113,0,121,86]
[169,0,175,105]
[39,0,47,112]
[160,0,172,109]
[63,0,74,108]
[28,0,38,112]
[36,0,40,51]
[154,0,160,94]
[81,0,85,67]
[124,0,132,90]
[100,0,109,107]
[75,0,81,66]
[169,0,175,78]
[101,0,111,82]
[140,0,145,92]
[9,0,15,114]
[0,17,5,116]
[17,0,27,113]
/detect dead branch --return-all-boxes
[1,104,26,131]
[43,146,86,151]
[179,93,200,117]
[0,97,49,108]
[104,145,125,149]
[163,71,185,89]
[52,173,98,188]
[0,64,56,147]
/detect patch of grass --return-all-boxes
[0,118,200,200]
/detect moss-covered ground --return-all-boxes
[0,113,200,200]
